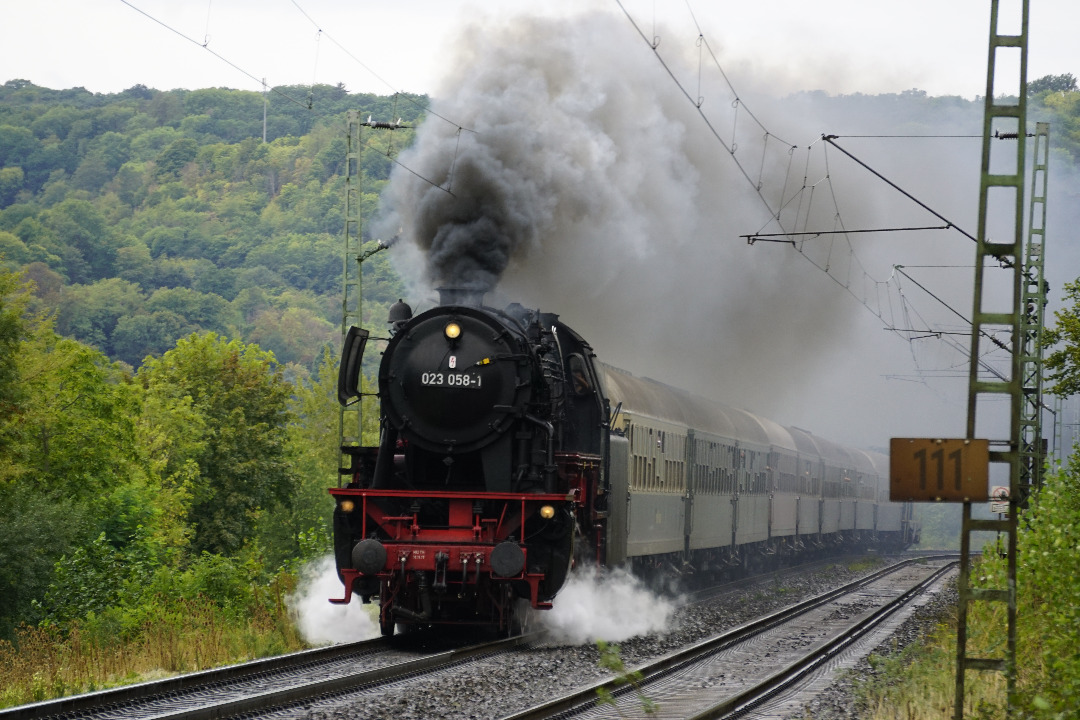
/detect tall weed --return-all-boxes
[838,460,1080,719]
[0,556,306,708]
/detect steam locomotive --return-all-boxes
[330,290,919,636]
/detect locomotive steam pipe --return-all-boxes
[371,423,398,488]
[522,412,557,492]
[394,571,435,622]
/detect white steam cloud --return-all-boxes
[536,566,677,645]
[288,556,380,645]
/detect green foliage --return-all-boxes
[42,198,119,281]
[112,310,195,366]
[0,267,28,426]
[0,483,91,640]
[53,278,144,351]
[0,125,39,167]
[12,324,140,498]
[137,332,295,556]
[35,533,133,627]
[1,271,145,637]
[155,138,198,179]
[1012,459,1080,715]
[1,546,305,707]
[0,168,24,207]
[0,81,420,383]
[942,462,1080,717]
[1042,279,1080,396]
[247,307,334,367]
[1031,88,1080,165]
[839,460,1080,719]
[595,640,658,716]
[1028,73,1078,96]
[268,348,358,568]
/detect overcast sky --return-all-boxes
[2,0,1076,99]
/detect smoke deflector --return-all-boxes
[337,325,369,405]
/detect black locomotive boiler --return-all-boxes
[330,291,918,636]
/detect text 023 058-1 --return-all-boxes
[420,372,482,389]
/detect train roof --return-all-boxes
[596,362,796,452]
[786,425,861,469]
[857,448,890,477]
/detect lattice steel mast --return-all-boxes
[339,110,364,480]
[1020,121,1050,493]
[955,1,1031,716]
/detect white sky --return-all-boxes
[2,0,1077,99]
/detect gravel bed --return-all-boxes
[787,581,958,720]
[296,559,906,720]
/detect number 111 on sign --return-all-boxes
[889,438,990,502]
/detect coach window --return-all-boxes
[646,428,653,489]
[710,442,720,494]
[716,444,724,493]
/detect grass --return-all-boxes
[850,604,1010,719]
[845,557,884,574]
[825,563,1059,720]
[0,587,307,709]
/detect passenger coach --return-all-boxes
[598,363,918,580]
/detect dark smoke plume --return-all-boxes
[375,12,711,294]
[375,10,990,450]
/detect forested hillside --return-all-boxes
[0,80,413,370]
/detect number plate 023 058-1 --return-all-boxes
[419,371,483,389]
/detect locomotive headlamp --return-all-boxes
[539,504,556,519]
[444,322,462,340]
[340,500,356,513]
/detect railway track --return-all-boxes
[0,632,527,720]
[2,555,953,720]
[504,556,956,720]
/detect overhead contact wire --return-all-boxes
[287,0,475,134]
[120,0,314,112]
[614,0,782,222]
[822,135,975,242]
[119,0,453,195]
[202,0,213,46]
[621,0,989,378]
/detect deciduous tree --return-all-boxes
[1041,279,1080,396]
[1028,73,1078,95]
[137,332,295,555]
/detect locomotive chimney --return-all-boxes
[437,286,486,307]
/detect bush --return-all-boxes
[1,547,305,707]
[1014,459,1080,714]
